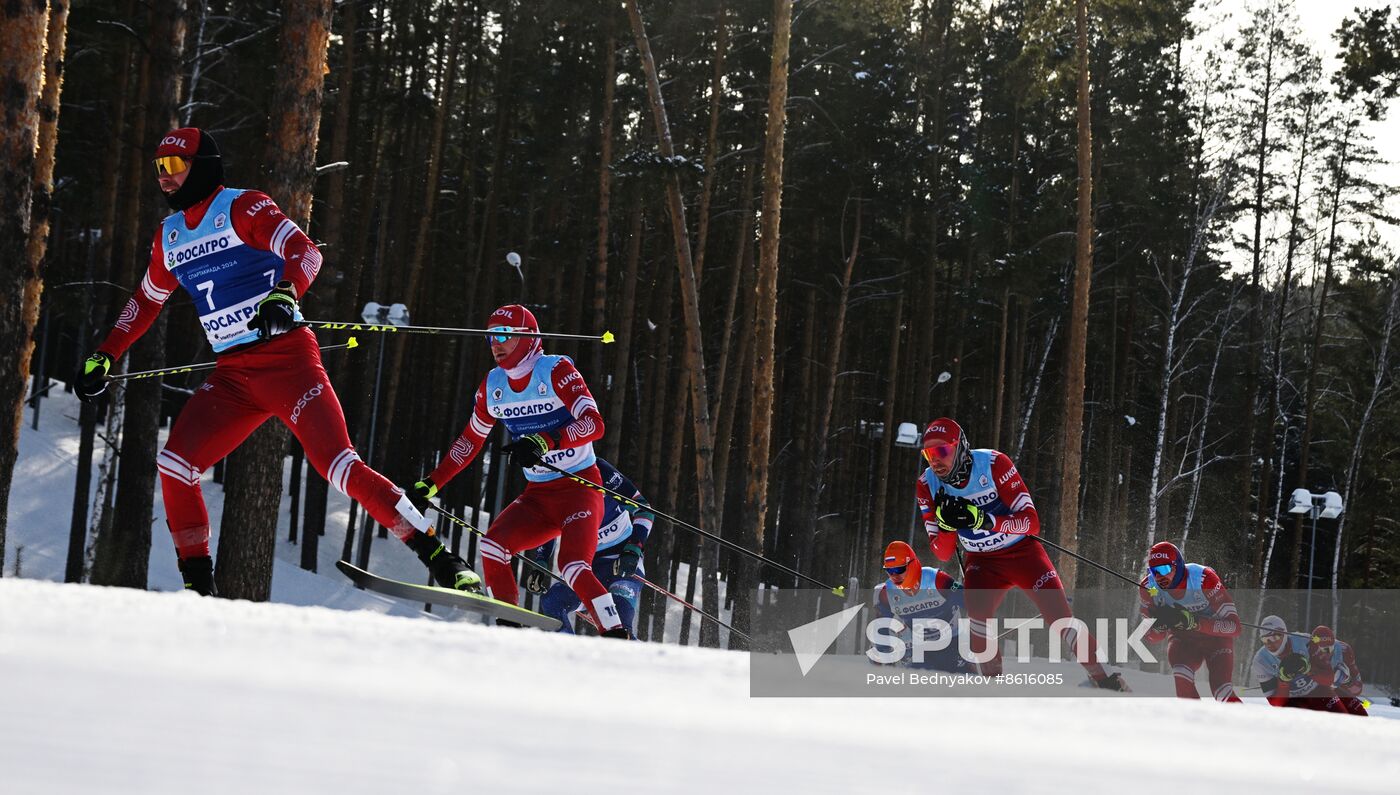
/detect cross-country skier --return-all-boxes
[1137,541,1242,702]
[1309,625,1369,716]
[412,305,629,638]
[914,417,1128,690]
[872,540,969,673]
[75,127,475,596]
[522,456,654,635]
[1252,615,1349,714]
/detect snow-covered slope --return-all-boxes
[7,386,1400,794]
[3,577,1400,794]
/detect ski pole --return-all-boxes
[1032,533,1316,639]
[530,457,846,596]
[110,337,360,382]
[301,319,614,344]
[426,503,600,630]
[633,574,753,643]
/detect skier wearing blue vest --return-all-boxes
[415,305,629,637]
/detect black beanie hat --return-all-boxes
[158,127,225,211]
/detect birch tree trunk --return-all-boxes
[1330,263,1400,627]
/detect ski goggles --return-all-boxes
[883,564,908,578]
[487,325,529,344]
[922,443,956,464]
[153,155,189,176]
[1150,564,1174,576]
[1259,631,1284,644]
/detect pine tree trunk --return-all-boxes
[90,0,188,589]
[1279,85,1319,586]
[1056,0,1094,588]
[1247,19,1280,585]
[592,17,616,381]
[731,0,792,647]
[870,289,905,576]
[712,161,755,418]
[692,0,728,288]
[603,194,642,461]
[625,0,726,644]
[92,0,138,328]
[916,0,953,424]
[0,0,52,569]
[990,287,1009,450]
[810,199,860,517]
[217,0,334,599]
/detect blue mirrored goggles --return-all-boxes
[488,325,524,345]
[884,564,908,577]
[1151,564,1174,576]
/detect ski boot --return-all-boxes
[178,555,217,597]
[601,626,633,640]
[406,530,483,593]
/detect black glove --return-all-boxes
[1279,652,1311,680]
[613,543,643,577]
[1148,603,1196,632]
[76,351,112,403]
[503,433,551,468]
[934,490,986,533]
[523,558,552,595]
[410,477,437,512]
[247,281,299,338]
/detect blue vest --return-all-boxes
[876,567,962,644]
[1324,641,1358,688]
[485,354,597,482]
[1144,564,1214,616]
[594,458,635,554]
[161,188,291,352]
[923,449,1026,553]
[1252,634,1320,697]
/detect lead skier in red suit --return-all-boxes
[915,417,1128,690]
[1137,541,1242,702]
[412,305,629,638]
[76,128,477,596]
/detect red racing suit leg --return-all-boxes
[1164,634,1238,701]
[1166,634,1207,699]
[961,554,1012,676]
[476,466,621,630]
[159,330,422,560]
[1201,637,1241,702]
[963,540,1108,681]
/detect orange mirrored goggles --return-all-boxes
[154,155,189,176]
[921,443,956,464]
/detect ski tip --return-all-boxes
[601,330,615,344]
[832,585,846,598]
[346,336,359,349]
